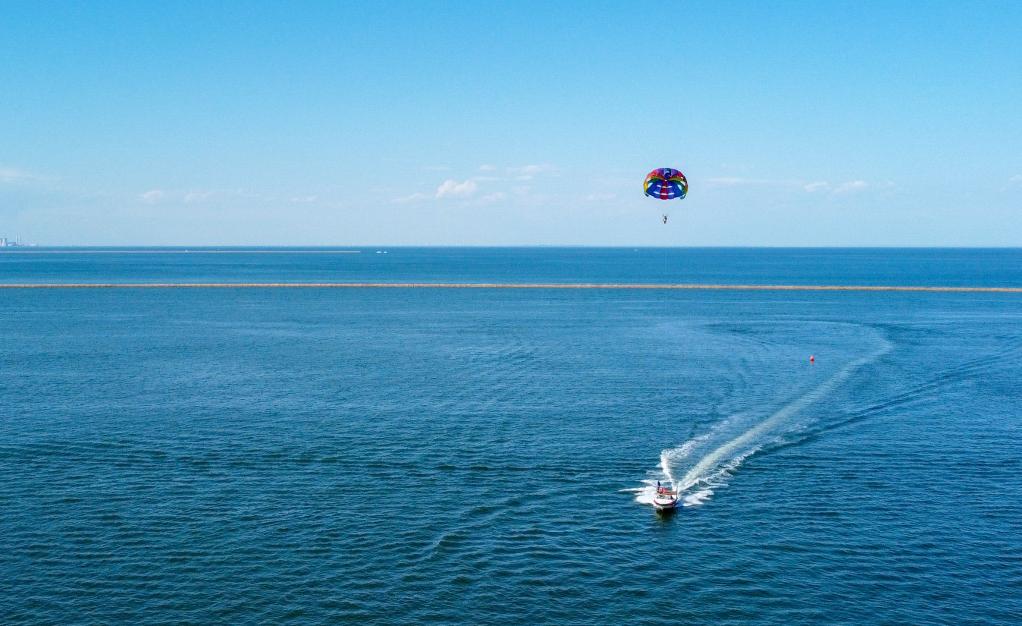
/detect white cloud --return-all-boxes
[805,180,887,195]
[707,176,780,188]
[392,192,430,204]
[833,180,869,194]
[508,164,556,180]
[140,188,271,204]
[435,179,477,199]
[289,195,318,204]
[393,164,555,204]
[708,176,891,196]
[184,190,214,203]
[0,166,40,183]
[140,189,165,203]
[479,192,507,204]
[1009,174,1022,186]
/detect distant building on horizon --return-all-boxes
[0,236,32,247]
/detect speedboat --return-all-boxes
[653,487,679,511]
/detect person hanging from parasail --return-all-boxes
[643,167,688,224]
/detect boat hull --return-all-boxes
[653,495,679,511]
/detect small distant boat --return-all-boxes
[653,486,679,511]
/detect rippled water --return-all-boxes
[2,249,1021,624]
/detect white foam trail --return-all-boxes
[652,338,892,506]
[629,432,711,504]
[659,450,675,489]
[683,489,713,507]
[631,483,656,506]
[658,431,711,488]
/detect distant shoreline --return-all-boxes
[0,249,364,254]
[2,283,1019,293]
[1,246,1021,252]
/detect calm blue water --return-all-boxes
[2,249,1021,624]
[2,246,1021,286]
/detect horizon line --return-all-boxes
[2,283,1020,293]
[2,245,1022,252]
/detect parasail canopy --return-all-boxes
[643,167,688,200]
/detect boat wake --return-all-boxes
[633,334,892,508]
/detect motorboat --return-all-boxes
[653,486,679,511]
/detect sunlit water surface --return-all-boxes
[2,248,1020,624]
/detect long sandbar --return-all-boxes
[1,283,1020,292]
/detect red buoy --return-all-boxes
[809,355,815,364]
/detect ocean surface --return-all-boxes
[2,246,1022,286]
[2,248,1021,624]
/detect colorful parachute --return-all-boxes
[643,167,688,200]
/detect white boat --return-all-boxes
[653,487,679,511]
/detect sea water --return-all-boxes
[1,248,1020,624]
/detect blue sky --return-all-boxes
[2,1,1020,245]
